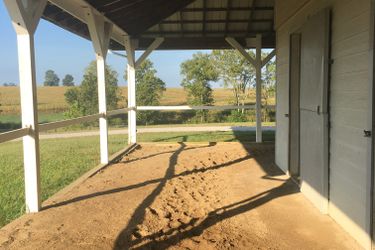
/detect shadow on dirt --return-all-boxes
[111,130,296,250]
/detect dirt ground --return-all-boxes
[0,142,360,249]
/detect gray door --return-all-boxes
[299,9,330,213]
[289,33,301,180]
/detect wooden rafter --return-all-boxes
[225,0,232,36]
[181,6,273,12]
[179,10,184,37]
[202,0,206,36]
[100,0,195,35]
[247,0,257,35]
[41,0,276,50]
[161,18,273,24]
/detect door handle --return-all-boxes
[284,114,289,118]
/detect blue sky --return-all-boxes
[0,2,211,88]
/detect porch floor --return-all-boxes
[0,142,360,249]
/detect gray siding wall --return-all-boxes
[275,0,372,248]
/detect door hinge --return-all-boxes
[364,130,372,138]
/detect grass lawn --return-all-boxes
[0,131,274,228]
[0,135,125,228]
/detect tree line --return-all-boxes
[44,70,75,86]
[63,50,276,124]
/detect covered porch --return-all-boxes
[0,142,359,249]
[1,0,375,249]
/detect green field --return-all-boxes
[0,131,274,228]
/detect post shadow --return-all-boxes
[112,128,295,249]
[113,141,186,249]
[114,178,298,250]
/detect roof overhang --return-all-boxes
[42,0,275,50]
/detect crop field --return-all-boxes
[0,86,68,114]
[0,86,275,133]
[0,86,269,115]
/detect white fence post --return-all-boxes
[85,7,113,164]
[3,0,47,213]
[255,34,263,143]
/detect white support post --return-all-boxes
[85,7,113,164]
[4,0,47,213]
[124,37,164,144]
[97,57,109,164]
[226,36,263,142]
[125,36,137,144]
[255,34,263,143]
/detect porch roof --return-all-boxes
[42,0,275,50]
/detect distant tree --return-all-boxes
[180,52,219,122]
[212,50,256,112]
[2,82,16,87]
[134,59,166,125]
[64,61,120,117]
[44,70,60,86]
[62,74,74,86]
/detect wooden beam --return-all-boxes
[225,0,232,36]
[144,30,272,36]
[158,22,164,37]
[225,37,256,66]
[135,38,164,68]
[161,18,273,24]
[247,0,256,35]
[202,0,207,36]
[261,49,276,68]
[179,11,184,37]
[39,114,103,132]
[181,7,273,12]
[112,36,276,50]
[0,128,30,144]
[137,105,256,111]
